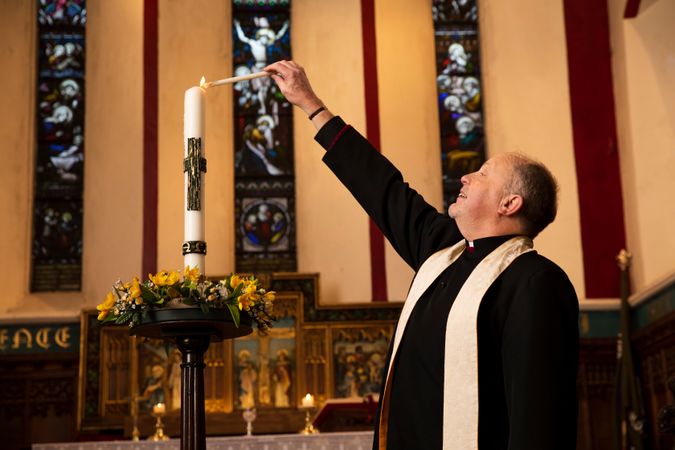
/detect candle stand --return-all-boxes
[131,308,252,450]
[299,407,319,435]
[148,408,170,442]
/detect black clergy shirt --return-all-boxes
[315,116,579,450]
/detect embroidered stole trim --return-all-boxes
[378,237,533,450]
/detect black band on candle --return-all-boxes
[182,241,207,255]
[308,106,325,120]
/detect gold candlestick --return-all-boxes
[300,407,319,434]
[148,403,170,441]
[299,393,318,434]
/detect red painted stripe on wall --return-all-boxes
[361,0,388,302]
[563,0,626,298]
[142,0,158,277]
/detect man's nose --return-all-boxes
[460,173,471,184]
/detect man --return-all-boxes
[265,60,579,450]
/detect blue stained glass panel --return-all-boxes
[434,28,480,75]
[433,1,485,212]
[240,197,291,252]
[37,78,84,143]
[32,0,86,291]
[38,0,87,26]
[35,139,84,197]
[39,33,85,78]
[32,199,83,261]
[234,114,294,177]
[233,1,295,273]
[432,0,477,24]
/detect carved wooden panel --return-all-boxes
[577,311,675,450]
[0,354,79,449]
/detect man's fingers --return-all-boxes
[265,60,303,80]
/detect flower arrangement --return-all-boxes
[96,266,275,334]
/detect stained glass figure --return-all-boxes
[38,78,84,142]
[36,139,84,196]
[234,114,293,176]
[233,13,291,117]
[233,0,296,273]
[40,33,85,78]
[31,199,83,291]
[433,1,485,211]
[240,198,291,251]
[432,0,477,24]
[32,0,86,291]
[235,180,296,273]
[38,0,87,26]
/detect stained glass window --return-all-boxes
[232,0,296,273]
[432,0,485,211]
[31,0,86,291]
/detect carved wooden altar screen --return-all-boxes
[77,273,401,436]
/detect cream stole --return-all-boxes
[379,236,533,450]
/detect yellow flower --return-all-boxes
[263,291,276,302]
[96,292,116,320]
[230,275,242,289]
[167,270,181,285]
[129,277,142,300]
[238,293,251,311]
[149,270,169,286]
[184,265,200,283]
[244,283,257,295]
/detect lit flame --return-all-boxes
[199,76,206,88]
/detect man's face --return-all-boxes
[448,154,514,233]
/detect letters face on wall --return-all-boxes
[0,323,78,355]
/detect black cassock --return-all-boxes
[315,116,579,450]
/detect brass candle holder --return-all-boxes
[299,407,319,435]
[148,402,170,441]
[299,394,319,435]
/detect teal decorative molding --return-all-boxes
[634,286,675,329]
[579,310,620,339]
[580,278,675,338]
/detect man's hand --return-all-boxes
[264,60,323,115]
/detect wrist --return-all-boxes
[300,99,323,115]
[308,106,326,120]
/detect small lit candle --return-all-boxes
[301,393,315,408]
[153,402,166,415]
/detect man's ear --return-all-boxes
[498,194,523,217]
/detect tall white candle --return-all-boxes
[184,85,206,273]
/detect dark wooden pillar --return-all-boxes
[176,335,210,450]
